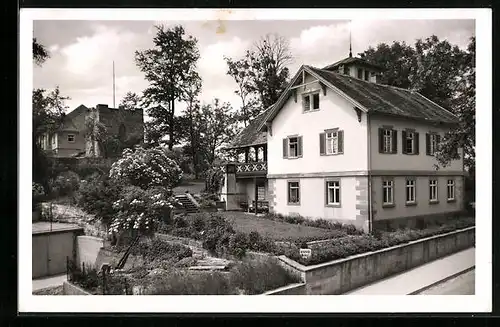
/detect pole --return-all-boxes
[349,20,352,58]
[113,61,116,108]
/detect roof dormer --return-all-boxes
[323,56,385,83]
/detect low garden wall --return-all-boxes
[262,283,306,295]
[63,281,91,295]
[277,226,475,295]
[155,233,203,248]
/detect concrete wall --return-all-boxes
[369,115,463,172]
[371,175,465,225]
[63,281,91,295]
[263,283,306,295]
[270,176,359,224]
[76,236,104,270]
[33,229,82,279]
[277,227,475,295]
[268,71,368,176]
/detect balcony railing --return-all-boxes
[218,161,267,176]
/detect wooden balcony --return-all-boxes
[218,161,268,177]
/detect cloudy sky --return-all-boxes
[33,19,475,116]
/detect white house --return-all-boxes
[220,54,464,232]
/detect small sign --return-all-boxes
[299,248,312,259]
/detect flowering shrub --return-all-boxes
[32,182,45,199]
[109,186,180,236]
[109,146,183,190]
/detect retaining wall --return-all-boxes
[277,227,475,295]
[63,281,91,295]
[76,236,104,269]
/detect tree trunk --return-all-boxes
[189,109,199,179]
[168,99,175,150]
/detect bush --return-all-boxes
[203,167,224,195]
[112,237,193,263]
[49,170,80,197]
[263,213,363,235]
[76,173,122,226]
[229,257,300,295]
[228,232,249,259]
[287,216,475,266]
[145,270,234,295]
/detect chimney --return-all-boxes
[96,104,108,111]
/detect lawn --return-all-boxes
[173,180,205,195]
[210,211,342,241]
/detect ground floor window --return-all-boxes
[382,179,394,205]
[447,179,455,201]
[429,179,438,202]
[288,181,300,205]
[326,180,341,206]
[406,179,416,204]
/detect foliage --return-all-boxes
[228,232,249,259]
[360,35,475,171]
[76,173,123,226]
[228,257,300,295]
[112,237,192,263]
[109,146,183,190]
[263,212,363,235]
[203,167,224,195]
[135,24,201,149]
[224,33,293,123]
[49,170,80,197]
[118,91,141,110]
[286,216,475,266]
[142,257,298,295]
[32,182,46,200]
[110,186,179,236]
[33,38,49,66]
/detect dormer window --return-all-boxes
[303,92,320,112]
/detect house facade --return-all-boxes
[221,54,464,232]
[38,104,144,158]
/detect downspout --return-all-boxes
[367,112,373,234]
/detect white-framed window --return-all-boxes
[67,134,75,143]
[303,92,320,111]
[447,179,455,201]
[288,137,298,157]
[383,129,393,153]
[326,131,339,155]
[326,180,341,206]
[429,179,438,202]
[288,181,300,205]
[429,134,437,155]
[382,179,394,205]
[405,179,416,204]
[405,131,415,154]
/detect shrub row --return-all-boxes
[285,216,475,266]
[157,213,278,258]
[110,237,193,263]
[263,213,363,235]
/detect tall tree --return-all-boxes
[118,91,141,110]
[359,41,417,89]
[225,33,293,121]
[195,99,238,168]
[180,79,202,178]
[33,38,49,66]
[435,37,475,171]
[135,25,200,150]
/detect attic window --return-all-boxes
[357,68,363,79]
[303,92,320,112]
[364,70,370,81]
[67,134,75,143]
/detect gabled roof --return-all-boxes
[258,65,459,131]
[225,106,272,150]
[59,104,89,132]
[323,56,385,72]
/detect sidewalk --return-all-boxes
[33,273,67,292]
[345,247,475,295]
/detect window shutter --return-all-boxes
[282,138,288,158]
[338,130,344,153]
[436,134,441,150]
[378,128,384,153]
[425,133,431,155]
[325,181,328,206]
[297,136,303,157]
[414,132,420,155]
[392,130,398,154]
[319,133,326,155]
[401,130,407,154]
